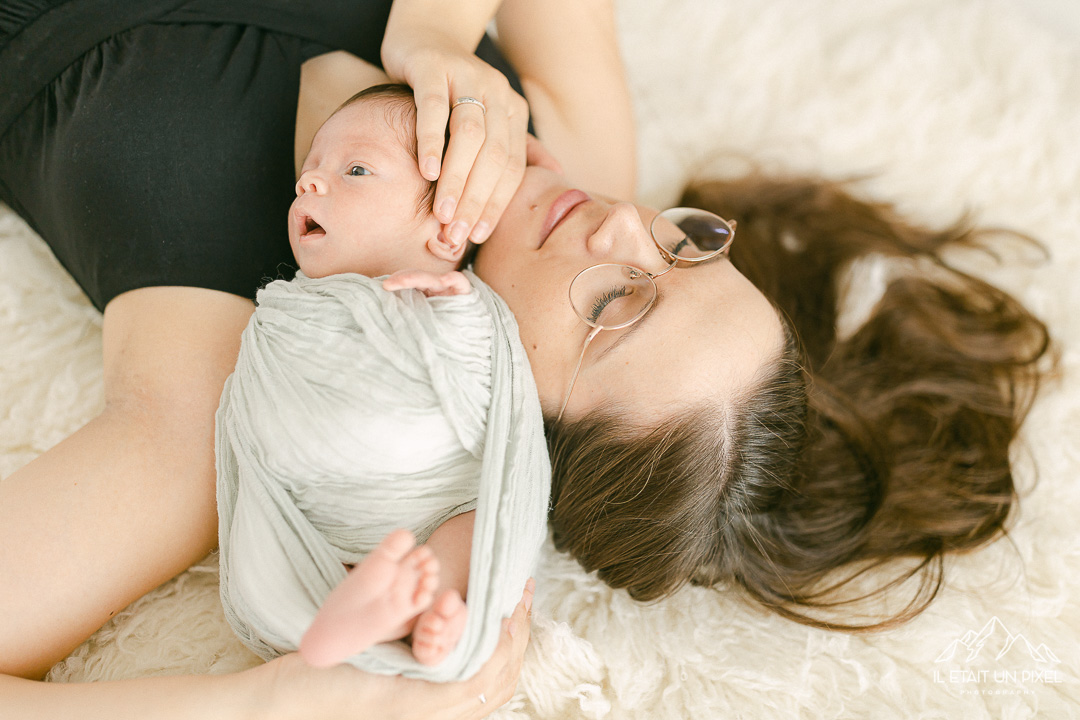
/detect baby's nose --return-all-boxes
[295,171,325,196]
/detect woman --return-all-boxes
[0,0,629,714]
[0,0,1051,714]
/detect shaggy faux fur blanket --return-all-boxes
[216,271,549,681]
[2,0,1078,717]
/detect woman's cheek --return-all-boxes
[519,337,563,414]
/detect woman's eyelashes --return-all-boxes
[588,286,629,323]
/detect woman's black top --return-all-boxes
[0,0,527,311]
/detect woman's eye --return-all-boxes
[588,286,630,324]
[348,165,371,176]
[671,236,691,256]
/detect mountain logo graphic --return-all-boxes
[934,617,1061,664]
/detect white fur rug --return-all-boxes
[3,0,1079,717]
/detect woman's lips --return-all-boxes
[539,189,591,248]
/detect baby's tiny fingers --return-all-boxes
[383,270,470,297]
[437,271,472,296]
[382,269,441,292]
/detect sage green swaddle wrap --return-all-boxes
[215,270,551,682]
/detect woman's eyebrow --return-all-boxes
[596,286,665,361]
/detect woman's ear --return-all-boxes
[426,230,468,263]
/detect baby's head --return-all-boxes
[289,85,462,279]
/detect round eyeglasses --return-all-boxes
[556,207,737,421]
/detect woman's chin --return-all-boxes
[476,171,568,262]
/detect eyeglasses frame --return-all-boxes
[555,208,737,422]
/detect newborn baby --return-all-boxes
[290,84,476,667]
[215,85,549,680]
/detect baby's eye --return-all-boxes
[348,165,371,176]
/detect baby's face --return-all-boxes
[289,100,438,279]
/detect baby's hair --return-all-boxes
[337,84,440,217]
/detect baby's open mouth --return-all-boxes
[300,215,325,240]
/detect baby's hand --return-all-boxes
[383,270,471,297]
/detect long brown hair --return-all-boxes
[545,175,1052,631]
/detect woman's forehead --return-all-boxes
[578,257,784,419]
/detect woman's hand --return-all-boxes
[382,1,529,247]
[260,579,535,720]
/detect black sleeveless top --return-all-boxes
[0,0,400,134]
[0,0,527,310]
[1,0,528,138]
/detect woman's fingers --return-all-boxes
[469,96,530,244]
[436,79,527,245]
[509,577,535,649]
[423,579,534,720]
[440,103,511,245]
[461,578,534,716]
[424,578,535,720]
[394,48,529,245]
[411,65,453,182]
[437,98,494,235]
[416,98,451,181]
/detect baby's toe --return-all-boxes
[433,588,465,618]
[414,568,439,606]
[412,615,447,665]
[372,529,417,563]
[402,545,437,578]
[411,591,468,666]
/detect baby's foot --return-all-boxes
[411,589,469,666]
[300,529,438,667]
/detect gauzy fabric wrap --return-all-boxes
[215,270,551,682]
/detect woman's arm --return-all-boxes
[0,668,258,720]
[0,580,533,720]
[495,0,636,200]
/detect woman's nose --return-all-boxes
[295,170,326,196]
[588,203,666,271]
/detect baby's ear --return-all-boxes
[426,230,468,264]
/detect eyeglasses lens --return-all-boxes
[569,264,656,329]
[652,208,733,259]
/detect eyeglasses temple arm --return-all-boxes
[556,325,603,423]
